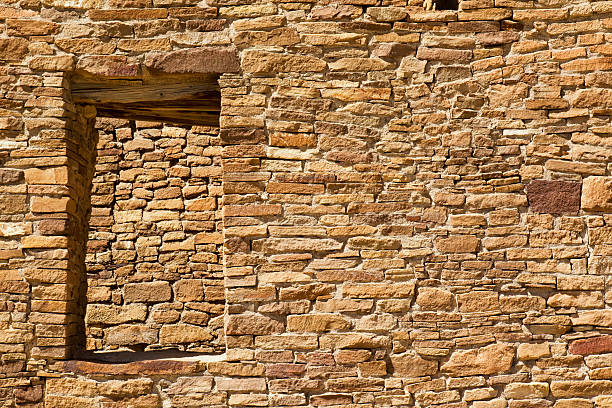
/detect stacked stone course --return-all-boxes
[3,0,612,406]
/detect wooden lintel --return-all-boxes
[95,107,220,127]
[71,77,221,127]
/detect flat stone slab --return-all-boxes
[145,46,240,74]
[570,336,612,356]
[526,179,581,215]
[59,359,205,376]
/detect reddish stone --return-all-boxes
[448,21,500,32]
[569,335,612,356]
[326,151,375,164]
[186,19,226,31]
[224,237,249,254]
[266,363,307,378]
[311,394,353,406]
[76,56,140,78]
[0,361,24,374]
[220,128,266,145]
[39,219,72,235]
[145,47,240,74]
[0,169,23,184]
[14,385,43,404]
[526,180,581,215]
[60,359,204,376]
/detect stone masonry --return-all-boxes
[85,119,225,353]
[3,0,612,407]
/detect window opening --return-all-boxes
[424,0,459,10]
[71,74,225,359]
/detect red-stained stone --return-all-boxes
[569,335,612,356]
[14,385,43,404]
[39,219,72,236]
[76,56,140,78]
[145,47,240,74]
[220,128,266,145]
[0,361,24,374]
[266,363,307,378]
[0,169,23,184]
[59,359,204,376]
[526,180,581,215]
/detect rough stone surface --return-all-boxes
[441,344,515,376]
[570,336,612,356]
[145,47,240,74]
[582,176,612,212]
[526,179,581,215]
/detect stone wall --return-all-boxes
[85,119,224,353]
[3,0,612,407]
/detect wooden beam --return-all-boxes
[95,107,220,127]
[72,83,220,105]
[71,77,221,126]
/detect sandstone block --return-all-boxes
[104,325,157,345]
[343,282,414,299]
[31,197,75,214]
[390,352,438,377]
[458,291,499,312]
[97,378,153,398]
[242,50,326,73]
[572,310,612,327]
[417,47,472,62]
[582,176,612,211]
[287,314,350,332]
[7,19,58,36]
[263,238,342,253]
[29,56,75,72]
[0,195,26,214]
[504,383,549,399]
[441,343,514,376]
[226,312,284,335]
[526,180,581,215]
[145,46,239,74]
[174,279,204,302]
[76,56,140,78]
[569,336,612,356]
[550,380,612,398]
[124,282,171,303]
[39,219,72,235]
[86,304,147,325]
[416,287,454,311]
[159,324,213,344]
[329,57,393,71]
[266,363,307,378]
[166,376,213,394]
[21,236,68,249]
[0,38,28,61]
[517,343,550,361]
[435,235,479,253]
[466,193,527,209]
[216,377,267,392]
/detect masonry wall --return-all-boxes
[3,0,612,407]
[85,119,224,353]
